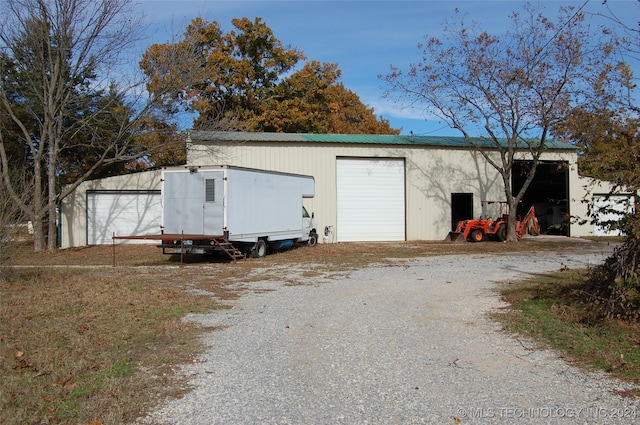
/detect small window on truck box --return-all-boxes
[205,179,215,202]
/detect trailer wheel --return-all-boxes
[252,239,267,258]
[469,229,484,242]
[307,232,318,247]
[497,224,507,242]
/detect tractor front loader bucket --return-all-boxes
[445,231,465,242]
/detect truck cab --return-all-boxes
[302,206,318,246]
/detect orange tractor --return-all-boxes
[447,203,540,242]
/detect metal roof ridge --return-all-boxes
[188,131,577,149]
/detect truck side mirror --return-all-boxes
[312,212,314,218]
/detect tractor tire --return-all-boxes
[469,229,484,242]
[497,224,507,242]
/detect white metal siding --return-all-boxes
[593,195,634,236]
[87,192,161,244]
[336,158,405,241]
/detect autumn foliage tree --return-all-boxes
[141,17,398,134]
[382,3,607,241]
[259,61,396,134]
[552,2,640,319]
[554,107,640,319]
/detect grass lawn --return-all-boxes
[495,269,640,391]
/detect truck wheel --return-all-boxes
[469,229,484,242]
[307,232,318,247]
[252,239,267,258]
[497,224,507,242]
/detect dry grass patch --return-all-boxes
[0,265,225,425]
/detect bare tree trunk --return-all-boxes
[32,215,46,252]
[47,195,57,251]
[507,207,519,242]
[32,142,46,252]
[47,118,59,251]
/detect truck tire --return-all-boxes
[252,239,267,258]
[307,232,318,247]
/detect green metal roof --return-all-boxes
[189,131,577,150]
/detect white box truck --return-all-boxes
[160,165,317,258]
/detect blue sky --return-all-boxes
[134,0,639,135]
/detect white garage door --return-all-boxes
[336,158,405,242]
[87,191,161,244]
[593,195,634,236]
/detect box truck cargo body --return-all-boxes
[160,165,317,258]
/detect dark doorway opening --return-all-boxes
[512,161,570,236]
[451,193,474,230]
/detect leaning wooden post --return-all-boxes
[112,232,116,267]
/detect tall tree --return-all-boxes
[382,2,607,241]
[258,61,397,134]
[141,17,398,134]
[141,16,303,131]
[0,0,184,252]
[552,1,640,318]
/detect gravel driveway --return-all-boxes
[142,241,639,424]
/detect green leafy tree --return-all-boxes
[382,3,608,241]
[141,17,398,134]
